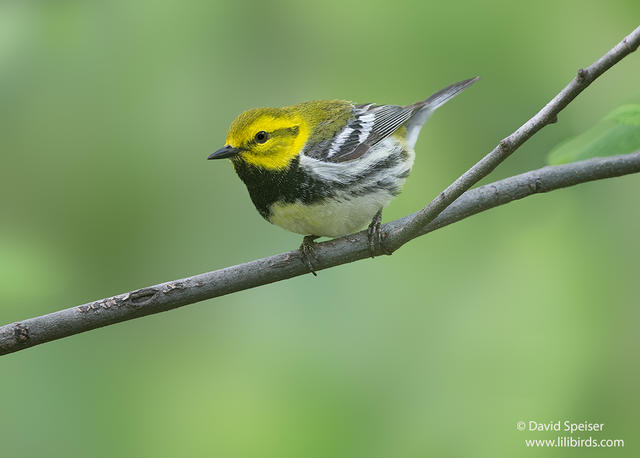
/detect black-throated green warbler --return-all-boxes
[208,77,478,274]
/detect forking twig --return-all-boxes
[386,25,640,251]
[1,26,640,356]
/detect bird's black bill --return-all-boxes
[208,145,242,160]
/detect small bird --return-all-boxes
[208,77,478,274]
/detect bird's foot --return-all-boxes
[299,235,320,276]
[367,210,392,258]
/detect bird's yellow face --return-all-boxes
[209,108,310,170]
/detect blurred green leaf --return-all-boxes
[547,104,640,165]
[605,104,640,125]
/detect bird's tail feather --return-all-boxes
[405,76,479,149]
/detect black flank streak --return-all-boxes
[232,150,406,219]
[233,157,335,219]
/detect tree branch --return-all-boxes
[387,24,640,250]
[1,25,639,356]
[2,152,639,356]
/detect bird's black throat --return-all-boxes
[231,156,334,220]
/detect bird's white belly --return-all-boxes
[268,190,394,237]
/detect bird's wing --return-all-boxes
[304,103,415,163]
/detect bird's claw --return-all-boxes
[367,210,392,258]
[299,235,319,276]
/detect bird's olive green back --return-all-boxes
[283,100,353,146]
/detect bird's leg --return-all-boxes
[299,235,320,276]
[367,209,392,257]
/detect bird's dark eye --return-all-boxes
[254,131,268,143]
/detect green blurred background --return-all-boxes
[1,1,639,456]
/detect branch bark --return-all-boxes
[1,25,639,356]
[2,152,639,356]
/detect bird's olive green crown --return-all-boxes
[215,100,353,170]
